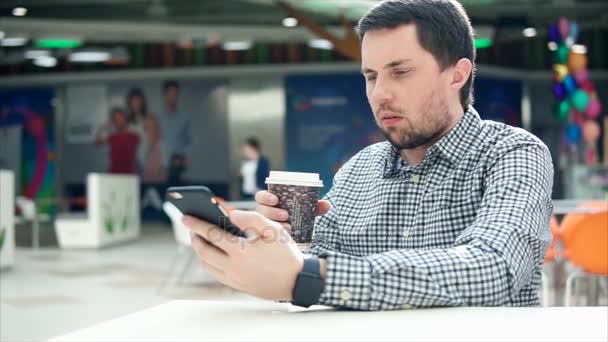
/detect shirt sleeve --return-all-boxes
[317,143,554,310]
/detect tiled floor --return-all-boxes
[0,223,253,342]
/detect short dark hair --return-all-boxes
[244,137,261,152]
[110,107,127,119]
[357,0,476,110]
[163,80,179,93]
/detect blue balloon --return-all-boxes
[569,22,579,43]
[563,75,577,94]
[566,123,582,144]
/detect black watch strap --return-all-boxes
[291,257,324,308]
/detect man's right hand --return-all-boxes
[254,190,331,232]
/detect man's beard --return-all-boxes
[382,124,445,150]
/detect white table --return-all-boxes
[50,300,608,342]
[552,199,607,215]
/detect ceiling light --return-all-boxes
[282,17,298,27]
[474,38,492,49]
[36,39,82,49]
[68,51,111,63]
[308,39,333,50]
[12,7,27,16]
[33,56,57,68]
[222,41,252,51]
[25,49,50,59]
[1,37,28,47]
[522,27,537,38]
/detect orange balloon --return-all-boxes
[568,52,588,72]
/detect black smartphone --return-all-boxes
[165,186,246,238]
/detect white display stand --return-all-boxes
[55,173,140,248]
[50,300,608,342]
[0,170,15,269]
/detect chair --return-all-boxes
[561,201,608,306]
[541,215,560,306]
[0,170,15,270]
[159,201,195,292]
[54,173,140,248]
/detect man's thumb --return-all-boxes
[315,200,331,216]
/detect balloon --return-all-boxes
[572,110,585,126]
[572,89,590,111]
[553,83,567,100]
[579,79,595,93]
[549,24,560,43]
[557,100,570,121]
[553,64,569,81]
[585,148,597,165]
[585,98,602,119]
[555,45,570,64]
[582,120,601,143]
[573,69,589,83]
[565,123,582,144]
[569,22,580,42]
[559,17,570,39]
[563,75,577,94]
[568,52,587,72]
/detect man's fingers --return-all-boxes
[229,210,283,240]
[190,233,228,271]
[280,222,292,233]
[182,216,241,254]
[255,204,289,222]
[254,190,279,206]
[315,200,331,216]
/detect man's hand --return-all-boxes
[254,190,331,232]
[182,210,305,301]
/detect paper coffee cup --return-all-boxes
[265,171,323,246]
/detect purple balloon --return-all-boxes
[549,24,560,43]
[553,83,566,100]
[574,69,589,83]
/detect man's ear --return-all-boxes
[451,58,473,91]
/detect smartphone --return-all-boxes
[165,186,246,238]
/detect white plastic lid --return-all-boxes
[265,171,323,187]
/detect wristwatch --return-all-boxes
[291,256,325,307]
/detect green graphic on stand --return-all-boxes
[102,191,133,235]
[0,226,5,252]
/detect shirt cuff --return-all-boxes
[317,252,372,310]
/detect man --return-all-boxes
[158,80,191,185]
[183,0,553,310]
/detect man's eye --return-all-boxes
[366,75,377,81]
[394,70,408,76]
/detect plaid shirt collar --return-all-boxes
[381,106,482,178]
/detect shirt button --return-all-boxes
[411,175,420,183]
[402,230,410,239]
[402,304,412,309]
[340,289,352,302]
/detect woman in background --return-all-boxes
[240,137,270,200]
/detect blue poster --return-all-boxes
[285,74,383,195]
[473,76,522,127]
[0,88,56,215]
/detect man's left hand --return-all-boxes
[182,210,304,301]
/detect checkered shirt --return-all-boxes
[308,107,554,310]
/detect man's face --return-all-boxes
[361,24,454,150]
[164,86,178,108]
